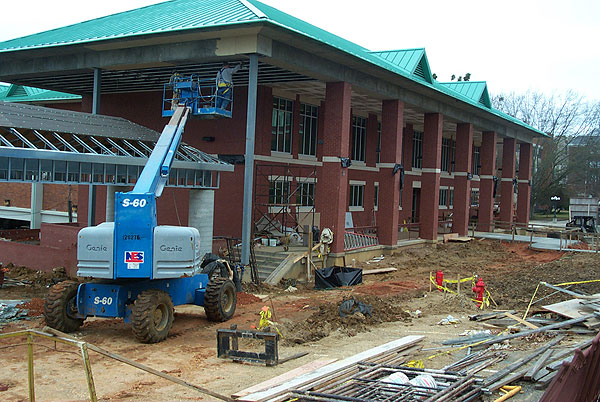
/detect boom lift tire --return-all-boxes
[44,280,84,332]
[131,289,174,343]
[204,277,236,322]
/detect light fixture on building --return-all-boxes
[3,199,10,206]
[340,157,351,168]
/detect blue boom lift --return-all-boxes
[44,75,237,343]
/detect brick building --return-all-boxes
[0,0,546,266]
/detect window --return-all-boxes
[471,188,480,206]
[374,183,379,210]
[299,103,318,156]
[351,116,367,162]
[271,97,293,153]
[472,146,481,176]
[412,131,423,169]
[349,184,364,208]
[269,180,290,204]
[449,189,454,208]
[296,182,315,206]
[439,188,449,208]
[441,138,456,173]
[376,122,381,163]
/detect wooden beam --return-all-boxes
[504,312,539,329]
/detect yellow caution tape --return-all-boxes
[443,276,476,284]
[406,360,424,368]
[259,306,283,337]
[553,279,600,287]
[429,274,492,309]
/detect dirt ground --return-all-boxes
[0,239,599,401]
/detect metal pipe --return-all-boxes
[241,54,258,265]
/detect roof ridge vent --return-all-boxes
[7,85,28,97]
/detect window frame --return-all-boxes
[271,97,294,154]
[299,103,318,156]
[351,116,367,162]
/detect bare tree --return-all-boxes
[492,90,600,211]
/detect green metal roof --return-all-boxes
[0,83,81,103]
[0,0,546,137]
[440,81,492,108]
[369,49,433,84]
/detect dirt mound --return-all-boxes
[237,292,262,305]
[16,298,45,317]
[4,264,68,288]
[485,251,600,309]
[281,295,411,345]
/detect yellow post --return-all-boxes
[27,333,35,402]
[307,230,313,281]
[80,344,98,402]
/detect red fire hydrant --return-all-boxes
[472,277,486,306]
[435,270,444,291]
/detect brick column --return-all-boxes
[516,142,533,224]
[400,124,414,223]
[499,138,517,224]
[378,100,404,246]
[478,131,497,231]
[452,123,473,235]
[419,113,443,240]
[318,82,352,253]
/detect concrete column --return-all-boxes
[106,185,128,222]
[30,182,43,229]
[318,81,352,253]
[517,142,533,224]
[499,138,517,224]
[478,131,497,231]
[189,189,215,257]
[452,123,473,235]
[400,124,414,224]
[378,100,404,246]
[419,113,443,240]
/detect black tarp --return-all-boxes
[314,266,362,289]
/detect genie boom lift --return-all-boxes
[44,75,237,343]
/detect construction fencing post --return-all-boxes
[27,333,35,402]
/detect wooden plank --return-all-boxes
[487,369,528,392]
[524,349,554,380]
[361,268,398,275]
[238,335,423,402]
[477,315,593,348]
[482,336,564,387]
[531,339,593,382]
[449,236,472,243]
[504,312,539,329]
[232,359,337,399]
[542,297,600,328]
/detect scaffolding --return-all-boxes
[253,164,316,249]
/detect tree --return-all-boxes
[492,90,600,212]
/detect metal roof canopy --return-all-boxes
[0,102,233,188]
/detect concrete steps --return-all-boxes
[253,249,289,281]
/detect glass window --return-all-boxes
[351,116,367,162]
[449,189,454,207]
[376,122,381,163]
[412,131,423,169]
[441,138,456,173]
[471,188,479,206]
[472,146,481,176]
[296,182,315,206]
[374,184,379,209]
[271,97,293,153]
[299,103,318,156]
[439,188,448,207]
[349,184,364,207]
[269,180,290,204]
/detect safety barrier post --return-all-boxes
[80,343,98,402]
[27,333,35,402]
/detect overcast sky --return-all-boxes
[1,0,598,101]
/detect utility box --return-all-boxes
[569,197,600,220]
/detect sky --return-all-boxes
[0,0,598,101]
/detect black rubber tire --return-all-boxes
[131,289,174,343]
[44,280,84,332]
[204,277,236,322]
